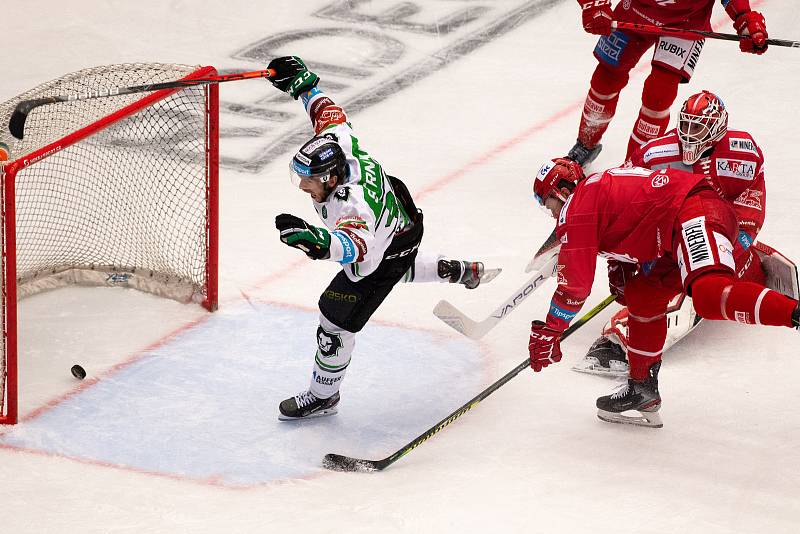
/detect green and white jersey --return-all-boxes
[313,122,411,280]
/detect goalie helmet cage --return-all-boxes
[0,64,219,425]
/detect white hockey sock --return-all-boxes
[309,315,355,399]
[401,251,447,283]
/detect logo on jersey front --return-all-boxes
[716,158,756,180]
[681,216,713,271]
[651,172,669,188]
[317,326,343,358]
[728,138,759,156]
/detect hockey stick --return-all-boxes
[323,294,617,472]
[8,68,276,140]
[612,20,800,48]
[433,250,558,339]
[525,227,560,273]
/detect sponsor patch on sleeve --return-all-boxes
[728,137,759,156]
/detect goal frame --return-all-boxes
[0,65,219,425]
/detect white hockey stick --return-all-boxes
[433,251,559,339]
[525,228,560,272]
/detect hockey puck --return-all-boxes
[71,364,86,380]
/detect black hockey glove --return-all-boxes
[275,213,331,260]
[266,56,320,99]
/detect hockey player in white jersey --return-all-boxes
[266,57,499,420]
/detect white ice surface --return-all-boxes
[1,0,799,532]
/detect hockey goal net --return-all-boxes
[0,63,219,424]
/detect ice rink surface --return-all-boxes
[1,0,799,532]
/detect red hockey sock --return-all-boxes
[626,109,671,158]
[577,65,627,147]
[578,90,620,148]
[692,274,797,326]
[626,66,681,158]
[625,277,675,381]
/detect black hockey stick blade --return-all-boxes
[8,68,276,140]
[322,454,387,472]
[322,294,617,473]
[9,97,61,139]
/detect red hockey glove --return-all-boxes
[529,321,563,372]
[733,11,768,54]
[578,0,613,36]
[607,260,638,306]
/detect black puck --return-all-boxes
[71,364,86,380]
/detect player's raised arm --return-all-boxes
[266,56,347,134]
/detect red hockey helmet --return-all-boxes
[678,90,728,165]
[533,158,583,205]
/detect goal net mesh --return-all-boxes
[0,63,217,423]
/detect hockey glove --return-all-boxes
[266,56,320,99]
[608,260,638,306]
[275,213,331,260]
[529,321,563,372]
[733,11,768,54]
[578,0,613,36]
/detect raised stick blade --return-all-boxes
[8,107,27,139]
[322,453,382,472]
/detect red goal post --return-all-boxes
[0,64,219,424]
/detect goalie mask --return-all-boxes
[678,91,728,165]
[289,134,349,187]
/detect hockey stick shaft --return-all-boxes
[323,294,617,472]
[612,20,800,48]
[8,68,276,139]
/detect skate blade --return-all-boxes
[479,268,502,285]
[597,408,662,428]
[571,357,629,379]
[278,406,339,421]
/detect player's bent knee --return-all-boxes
[591,62,629,95]
[689,273,734,320]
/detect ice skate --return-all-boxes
[596,362,662,428]
[572,336,629,378]
[438,259,501,289]
[566,139,602,169]
[278,390,340,421]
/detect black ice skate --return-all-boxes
[566,139,602,169]
[278,390,340,421]
[571,336,629,378]
[438,259,501,289]
[596,362,662,428]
